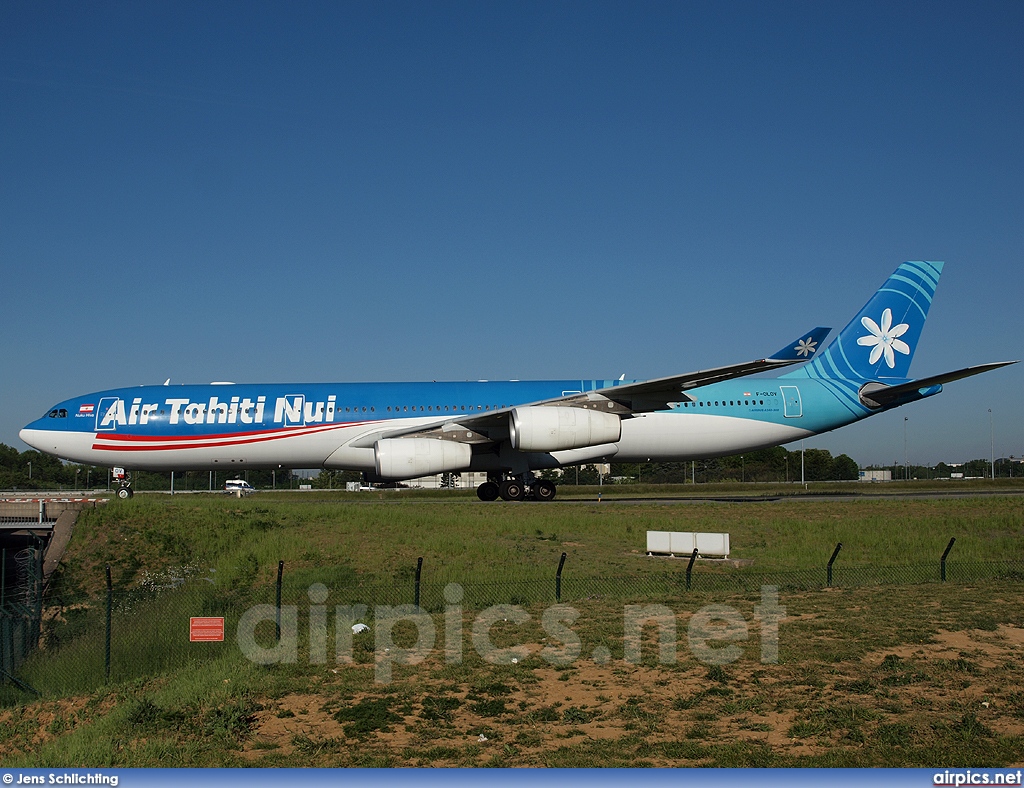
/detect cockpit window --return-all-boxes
[46,409,68,418]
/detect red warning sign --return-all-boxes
[189,617,225,642]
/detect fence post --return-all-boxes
[941,537,956,581]
[827,543,843,587]
[414,557,423,608]
[275,561,284,640]
[556,552,567,602]
[686,548,699,591]
[104,565,112,683]
[32,545,42,647]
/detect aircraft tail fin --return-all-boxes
[783,261,943,382]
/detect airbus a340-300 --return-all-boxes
[20,262,1016,501]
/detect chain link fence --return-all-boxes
[1,547,43,688]
[4,556,1024,702]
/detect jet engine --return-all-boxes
[374,438,472,480]
[509,406,621,452]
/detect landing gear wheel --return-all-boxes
[477,482,499,501]
[499,479,525,501]
[116,486,133,500]
[533,480,557,501]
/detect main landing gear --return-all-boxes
[477,474,557,502]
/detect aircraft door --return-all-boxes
[96,397,122,431]
[780,385,803,418]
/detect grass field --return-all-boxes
[3,488,1024,766]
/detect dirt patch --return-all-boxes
[244,654,834,765]
[865,625,1024,670]
[0,695,110,760]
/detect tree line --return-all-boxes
[0,443,299,492]
[573,446,859,484]
[2,441,1017,491]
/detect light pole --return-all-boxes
[28,461,31,480]
[904,417,908,480]
[989,409,995,479]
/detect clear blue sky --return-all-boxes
[2,1,1021,468]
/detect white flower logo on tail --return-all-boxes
[794,337,818,357]
[858,308,910,369]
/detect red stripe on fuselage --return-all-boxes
[90,421,367,452]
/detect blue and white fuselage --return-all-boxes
[19,262,1015,500]
[20,379,827,470]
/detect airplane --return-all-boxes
[20,261,1016,501]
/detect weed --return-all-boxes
[532,705,562,723]
[875,722,914,747]
[421,696,461,722]
[561,707,595,725]
[950,713,993,740]
[471,699,508,717]
[202,700,259,742]
[332,697,402,737]
[291,733,342,756]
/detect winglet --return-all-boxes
[767,327,831,363]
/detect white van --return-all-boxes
[224,479,256,495]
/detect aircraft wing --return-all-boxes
[858,361,1019,409]
[347,327,832,448]
[563,326,832,413]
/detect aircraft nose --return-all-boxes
[19,427,41,450]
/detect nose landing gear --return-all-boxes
[112,467,134,499]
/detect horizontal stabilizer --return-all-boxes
[767,327,832,362]
[859,361,1018,408]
